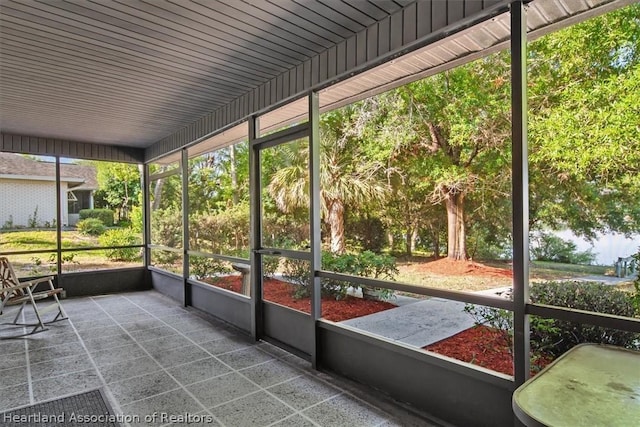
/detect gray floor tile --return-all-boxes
[199,336,253,355]
[31,369,102,402]
[116,313,156,324]
[270,413,317,427]
[1,340,26,355]
[138,334,193,353]
[28,341,84,363]
[169,318,218,333]
[119,389,203,427]
[3,351,28,369]
[121,319,167,333]
[166,357,231,386]
[129,325,178,342]
[216,347,274,370]
[239,360,302,388]
[108,371,179,404]
[0,365,28,387]
[268,375,341,410]
[26,331,80,350]
[181,328,228,343]
[149,344,210,368]
[303,394,388,427]
[29,353,93,380]
[76,324,123,339]
[83,333,135,352]
[0,383,30,412]
[186,372,258,409]
[99,356,159,384]
[72,317,118,331]
[211,391,294,426]
[91,343,146,366]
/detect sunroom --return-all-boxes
[1,1,639,426]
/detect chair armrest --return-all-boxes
[19,276,56,292]
[4,282,35,292]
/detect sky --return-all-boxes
[556,230,640,266]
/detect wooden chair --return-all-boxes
[0,257,68,337]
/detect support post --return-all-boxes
[249,116,264,341]
[142,164,152,270]
[309,92,322,368]
[55,156,62,280]
[511,0,531,386]
[181,148,190,307]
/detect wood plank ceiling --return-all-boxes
[0,0,411,147]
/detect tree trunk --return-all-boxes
[433,229,441,259]
[387,232,394,250]
[411,228,418,253]
[230,144,238,206]
[151,178,164,211]
[405,228,412,256]
[327,199,345,254]
[445,191,466,260]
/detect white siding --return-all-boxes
[0,178,61,227]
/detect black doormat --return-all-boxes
[1,389,120,427]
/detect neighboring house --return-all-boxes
[0,153,97,227]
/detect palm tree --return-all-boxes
[267,103,389,254]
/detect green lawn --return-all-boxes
[1,229,141,276]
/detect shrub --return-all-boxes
[631,248,640,315]
[79,208,114,226]
[530,281,639,356]
[76,218,106,236]
[530,232,595,264]
[190,257,229,281]
[345,215,386,252]
[262,256,279,278]
[151,208,182,248]
[99,228,141,261]
[283,251,398,300]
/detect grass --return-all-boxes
[1,229,141,277]
[395,268,510,292]
[2,230,626,291]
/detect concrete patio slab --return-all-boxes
[341,297,476,347]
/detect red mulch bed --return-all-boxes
[412,258,513,279]
[424,325,553,376]
[207,275,396,322]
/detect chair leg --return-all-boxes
[12,302,26,324]
[25,288,47,333]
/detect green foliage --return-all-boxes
[129,205,143,234]
[464,304,515,352]
[630,248,640,315]
[529,5,640,238]
[530,281,640,356]
[262,256,279,278]
[345,214,386,253]
[2,215,14,230]
[151,208,182,248]
[530,232,596,265]
[190,202,249,254]
[190,257,229,281]
[76,218,106,236]
[27,206,39,228]
[283,251,398,300]
[282,258,312,299]
[93,162,141,222]
[98,228,141,261]
[79,209,114,226]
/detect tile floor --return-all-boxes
[1,291,443,426]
